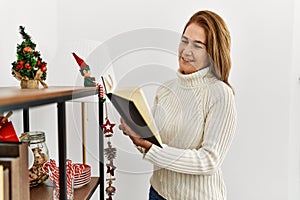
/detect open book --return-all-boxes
[101,75,162,148]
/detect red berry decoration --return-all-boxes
[41,66,47,72]
[37,60,41,67]
[19,61,25,66]
[23,46,33,53]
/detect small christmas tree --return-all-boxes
[11,26,48,88]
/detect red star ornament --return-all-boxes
[106,161,116,176]
[101,119,116,136]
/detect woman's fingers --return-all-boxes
[118,118,139,138]
[118,118,152,150]
[118,123,128,135]
[118,118,132,136]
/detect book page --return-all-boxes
[101,73,116,93]
[113,87,162,145]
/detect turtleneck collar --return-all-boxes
[177,66,210,87]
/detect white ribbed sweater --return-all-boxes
[144,67,237,200]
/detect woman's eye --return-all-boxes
[181,39,188,44]
[194,43,203,49]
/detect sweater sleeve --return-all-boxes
[144,83,237,175]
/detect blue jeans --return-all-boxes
[149,186,166,200]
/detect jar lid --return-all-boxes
[21,131,46,144]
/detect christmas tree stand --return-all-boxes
[20,79,39,89]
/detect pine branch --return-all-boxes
[19,26,36,49]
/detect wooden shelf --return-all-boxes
[30,177,100,200]
[0,86,104,200]
[0,86,98,112]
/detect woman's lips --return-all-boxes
[181,57,194,62]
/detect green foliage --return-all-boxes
[11,26,47,80]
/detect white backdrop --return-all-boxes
[0,0,299,199]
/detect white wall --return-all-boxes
[289,0,300,199]
[0,0,299,199]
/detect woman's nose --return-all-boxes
[182,45,193,56]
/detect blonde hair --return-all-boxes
[183,10,233,89]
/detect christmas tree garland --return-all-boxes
[101,99,117,200]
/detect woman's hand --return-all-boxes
[118,118,152,152]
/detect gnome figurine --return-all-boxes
[72,52,96,87]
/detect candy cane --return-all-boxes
[51,170,61,199]
[42,162,50,174]
[49,159,58,174]
[99,84,104,98]
[73,164,84,177]
[41,159,80,199]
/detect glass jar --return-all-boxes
[22,131,49,187]
[53,178,74,200]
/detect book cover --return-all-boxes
[0,157,20,200]
[0,142,20,157]
[0,165,9,200]
[102,76,163,148]
[0,142,29,200]
[3,167,9,200]
[0,165,3,200]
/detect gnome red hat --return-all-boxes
[72,52,88,69]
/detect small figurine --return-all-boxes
[72,52,96,87]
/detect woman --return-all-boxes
[119,10,236,200]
